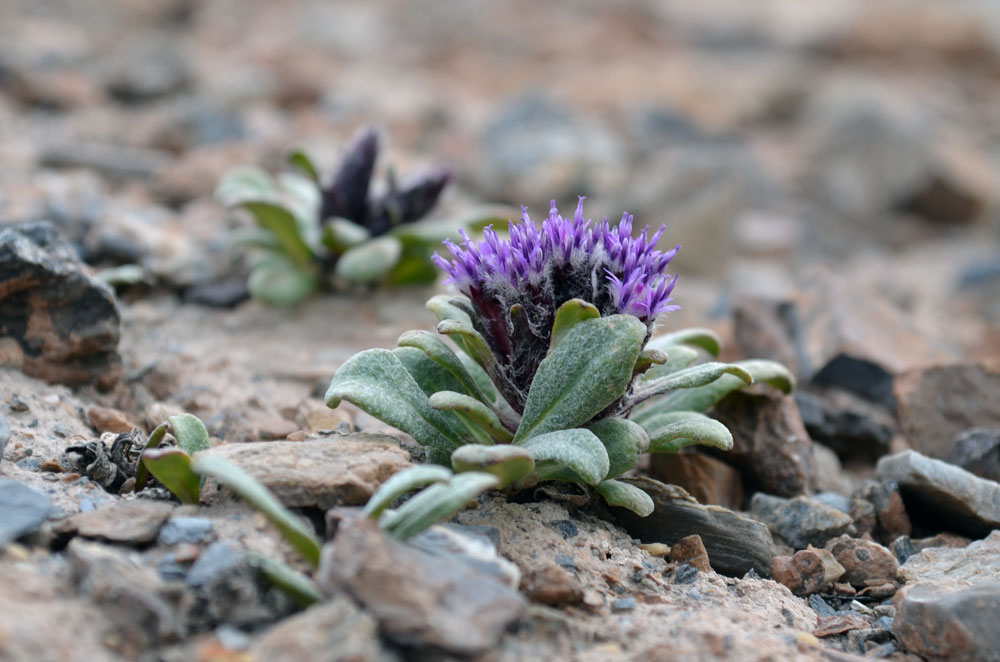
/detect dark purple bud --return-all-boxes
[369,166,452,235]
[320,126,379,223]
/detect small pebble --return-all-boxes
[0,414,9,457]
[15,457,42,472]
[160,516,215,545]
[79,498,96,512]
[216,625,251,651]
[548,519,578,539]
[674,563,698,585]
[8,398,29,412]
[809,594,837,618]
[554,553,577,571]
[612,597,637,612]
[52,423,71,438]
[876,616,894,631]
[850,600,874,616]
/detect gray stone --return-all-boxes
[614,477,777,577]
[813,492,852,513]
[318,512,525,656]
[250,595,389,662]
[57,500,175,545]
[875,450,1000,537]
[186,541,243,588]
[202,435,411,509]
[899,530,1000,586]
[795,387,895,461]
[407,524,520,589]
[0,221,121,389]
[895,364,1000,459]
[15,457,42,472]
[947,428,1000,482]
[159,516,215,545]
[66,539,184,658]
[750,493,854,550]
[0,478,51,545]
[894,584,1000,662]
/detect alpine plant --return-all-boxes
[327,200,795,540]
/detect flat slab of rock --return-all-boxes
[615,476,777,577]
[895,364,1000,459]
[0,221,121,388]
[202,434,411,509]
[947,428,1000,482]
[58,500,175,544]
[894,584,1000,662]
[649,450,744,509]
[318,513,525,656]
[899,530,1000,586]
[750,493,854,550]
[875,450,1000,537]
[0,478,52,545]
[249,595,386,662]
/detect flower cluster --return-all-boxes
[433,199,681,410]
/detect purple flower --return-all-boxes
[433,199,680,411]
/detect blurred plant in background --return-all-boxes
[216,126,485,305]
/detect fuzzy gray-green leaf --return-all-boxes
[514,315,646,443]
[587,418,649,479]
[322,218,370,253]
[450,445,534,487]
[380,472,500,540]
[643,412,734,453]
[248,552,324,607]
[650,359,795,413]
[628,362,753,408]
[240,201,315,268]
[645,327,723,357]
[596,480,654,516]
[429,391,514,442]
[141,448,201,505]
[362,465,453,519]
[549,298,600,352]
[247,256,317,306]
[193,454,321,567]
[169,414,210,456]
[326,349,469,454]
[519,428,610,486]
[436,319,495,373]
[134,422,168,492]
[399,331,492,404]
[335,236,402,283]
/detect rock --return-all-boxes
[795,387,895,461]
[814,612,871,638]
[891,536,918,565]
[66,539,184,658]
[733,297,806,378]
[855,481,912,542]
[0,478,52,545]
[39,141,170,180]
[875,450,1000,537]
[669,534,712,573]
[895,364,1000,458]
[159,516,215,545]
[183,276,251,308]
[408,524,519,588]
[946,428,1000,482]
[0,222,122,388]
[87,406,137,434]
[202,434,411,509]
[707,391,816,497]
[811,443,853,495]
[648,451,744,509]
[771,547,845,596]
[894,584,1000,662]
[912,532,972,552]
[252,418,300,441]
[58,500,175,545]
[750,493,854,550]
[813,492,852,514]
[899,530,1000,586]
[101,41,191,103]
[318,513,525,655]
[615,477,777,577]
[186,541,295,629]
[0,413,9,457]
[824,535,899,588]
[521,564,584,606]
[249,595,387,662]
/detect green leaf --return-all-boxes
[322,218,370,254]
[429,391,513,443]
[633,348,669,375]
[384,246,438,285]
[335,236,403,283]
[596,479,654,516]
[168,414,210,456]
[248,551,324,607]
[549,299,600,352]
[286,149,321,184]
[362,465,453,519]
[393,346,467,396]
[436,319,495,374]
[134,422,168,491]
[248,255,317,307]
[636,345,700,383]
[141,448,201,505]
[456,350,500,404]
[326,349,469,455]
[587,418,649,479]
[193,454,321,567]
[513,315,646,443]
[450,445,534,487]
[650,359,795,413]
[398,331,492,405]
[239,201,315,268]
[380,472,500,540]
[643,412,734,453]
[229,227,281,251]
[215,166,276,207]
[519,428,610,486]
[426,294,474,327]
[645,327,723,357]
[628,362,753,408]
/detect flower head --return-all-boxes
[433,199,680,410]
